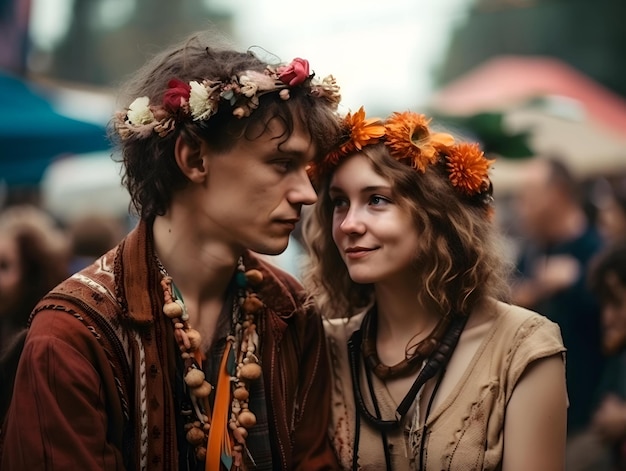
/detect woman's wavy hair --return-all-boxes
[302,143,512,319]
[109,31,342,220]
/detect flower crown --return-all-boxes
[310,107,495,201]
[114,58,341,140]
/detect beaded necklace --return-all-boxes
[361,307,451,380]
[158,256,264,470]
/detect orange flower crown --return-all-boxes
[309,107,495,205]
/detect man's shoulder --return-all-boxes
[33,246,122,325]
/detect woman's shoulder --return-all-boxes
[488,301,566,381]
[493,301,563,343]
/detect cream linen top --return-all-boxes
[324,301,566,471]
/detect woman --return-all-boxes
[302,108,568,470]
[0,204,70,349]
[0,204,70,421]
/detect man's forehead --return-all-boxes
[258,117,313,154]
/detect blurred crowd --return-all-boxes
[0,207,126,348]
[506,157,626,470]
[1,155,626,469]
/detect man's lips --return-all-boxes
[274,218,300,230]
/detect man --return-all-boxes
[511,156,605,436]
[0,31,342,470]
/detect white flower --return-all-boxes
[126,97,154,125]
[239,74,259,97]
[189,81,214,120]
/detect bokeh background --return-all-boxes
[3,5,626,462]
[1,0,626,234]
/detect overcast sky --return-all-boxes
[215,0,473,113]
[31,0,473,115]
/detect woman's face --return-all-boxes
[329,153,420,285]
[0,233,23,317]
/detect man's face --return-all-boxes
[196,116,317,255]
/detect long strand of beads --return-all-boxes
[158,256,265,467]
[160,275,213,461]
[228,263,264,468]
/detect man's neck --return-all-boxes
[152,212,245,347]
[152,213,240,303]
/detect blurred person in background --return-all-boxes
[0,30,343,470]
[67,213,127,273]
[0,204,70,421]
[511,156,606,439]
[565,240,626,471]
[595,176,626,246]
[0,204,70,348]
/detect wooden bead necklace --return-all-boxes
[158,257,264,469]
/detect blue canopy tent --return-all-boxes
[0,72,111,187]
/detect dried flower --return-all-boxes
[126,97,155,125]
[189,81,215,121]
[163,79,191,114]
[277,58,310,86]
[311,74,341,107]
[242,70,281,92]
[114,57,339,140]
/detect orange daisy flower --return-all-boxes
[324,106,385,167]
[384,111,455,172]
[445,142,495,195]
[345,106,385,151]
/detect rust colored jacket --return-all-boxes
[0,220,337,470]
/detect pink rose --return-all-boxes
[163,79,191,113]
[277,58,310,86]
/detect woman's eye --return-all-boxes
[370,195,390,206]
[331,197,348,209]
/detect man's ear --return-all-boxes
[174,134,209,183]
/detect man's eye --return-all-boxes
[272,160,292,172]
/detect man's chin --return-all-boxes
[250,240,289,257]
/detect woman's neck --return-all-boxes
[373,280,441,352]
